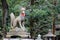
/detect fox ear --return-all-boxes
[22,11,25,13]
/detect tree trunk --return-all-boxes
[31,0,35,5]
[30,18,34,38]
[1,0,8,37]
[52,0,57,40]
[30,0,35,38]
[52,0,57,36]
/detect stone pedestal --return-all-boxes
[3,38,34,40]
[6,27,30,38]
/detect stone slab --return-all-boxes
[6,27,30,38]
[6,31,30,38]
[3,38,33,40]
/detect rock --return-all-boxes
[6,27,30,38]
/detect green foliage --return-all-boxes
[25,0,58,38]
[25,9,52,38]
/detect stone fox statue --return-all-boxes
[10,7,26,31]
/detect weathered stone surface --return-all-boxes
[3,38,33,40]
[6,27,30,38]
